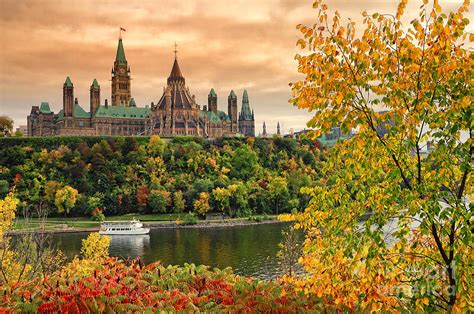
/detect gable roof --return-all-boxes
[94,105,151,119]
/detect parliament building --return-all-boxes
[27,38,255,138]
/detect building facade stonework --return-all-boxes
[27,38,256,138]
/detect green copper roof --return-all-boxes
[64,76,73,87]
[115,38,127,64]
[209,88,217,97]
[218,110,231,122]
[129,98,137,107]
[91,79,100,88]
[39,102,52,114]
[94,105,151,119]
[199,110,230,123]
[56,103,91,120]
[74,104,90,118]
[240,90,252,120]
[228,90,237,99]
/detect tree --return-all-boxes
[228,183,250,217]
[267,176,288,215]
[54,186,78,216]
[230,145,259,180]
[148,135,166,156]
[136,185,150,209]
[148,189,171,213]
[212,187,231,213]
[288,0,472,311]
[193,192,210,217]
[80,233,110,260]
[173,191,186,213]
[0,116,13,137]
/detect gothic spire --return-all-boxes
[115,38,127,64]
[240,89,252,120]
[168,44,185,85]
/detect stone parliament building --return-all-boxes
[27,38,255,138]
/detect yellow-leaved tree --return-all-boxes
[80,232,110,260]
[0,190,23,284]
[287,0,472,311]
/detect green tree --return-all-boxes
[267,176,288,215]
[228,183,249,217]
[288,0,472,311]
[230,145,259,180]
[148,189,171,213]
[173,191,186,213]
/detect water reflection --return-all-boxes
[51,222,291,280]
[109,234,150,260]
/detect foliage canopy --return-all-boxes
[287,0,472,311]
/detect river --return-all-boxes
[51,222,292,280]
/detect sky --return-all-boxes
[0,0,470,134]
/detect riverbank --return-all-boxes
[9,215,285,235]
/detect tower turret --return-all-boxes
[63,76,74,118]
[208,88,217,112]
[111,37,131,106]
[90,79,100,115]
[228,90,238,133]
[277,121,281,136]
[263,121,267,137]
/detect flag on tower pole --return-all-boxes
[119,27,126,39]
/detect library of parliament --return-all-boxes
[27,38,255,138]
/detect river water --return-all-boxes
[51,222,292,280]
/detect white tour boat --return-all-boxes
[99,219,150,235]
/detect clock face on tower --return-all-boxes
[119,68,125,74]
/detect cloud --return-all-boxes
[0,0,469,133]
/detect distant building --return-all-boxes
[375,110,395,137]
[27,37,256,138]
[285,126,353,147]
[15,125,28,135]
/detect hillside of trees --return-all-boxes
[0,136,323,218]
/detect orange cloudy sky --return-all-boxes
[0,0,469,133]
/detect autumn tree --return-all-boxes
[0,116,13,137]
[80,232,110,260]
[136,185,150,209]
[147,135,167,156]
[173,191,186,213]
[194,192,211,217]
[54,185,78,216]
[288,0,472,311]
[212,187,231,213]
